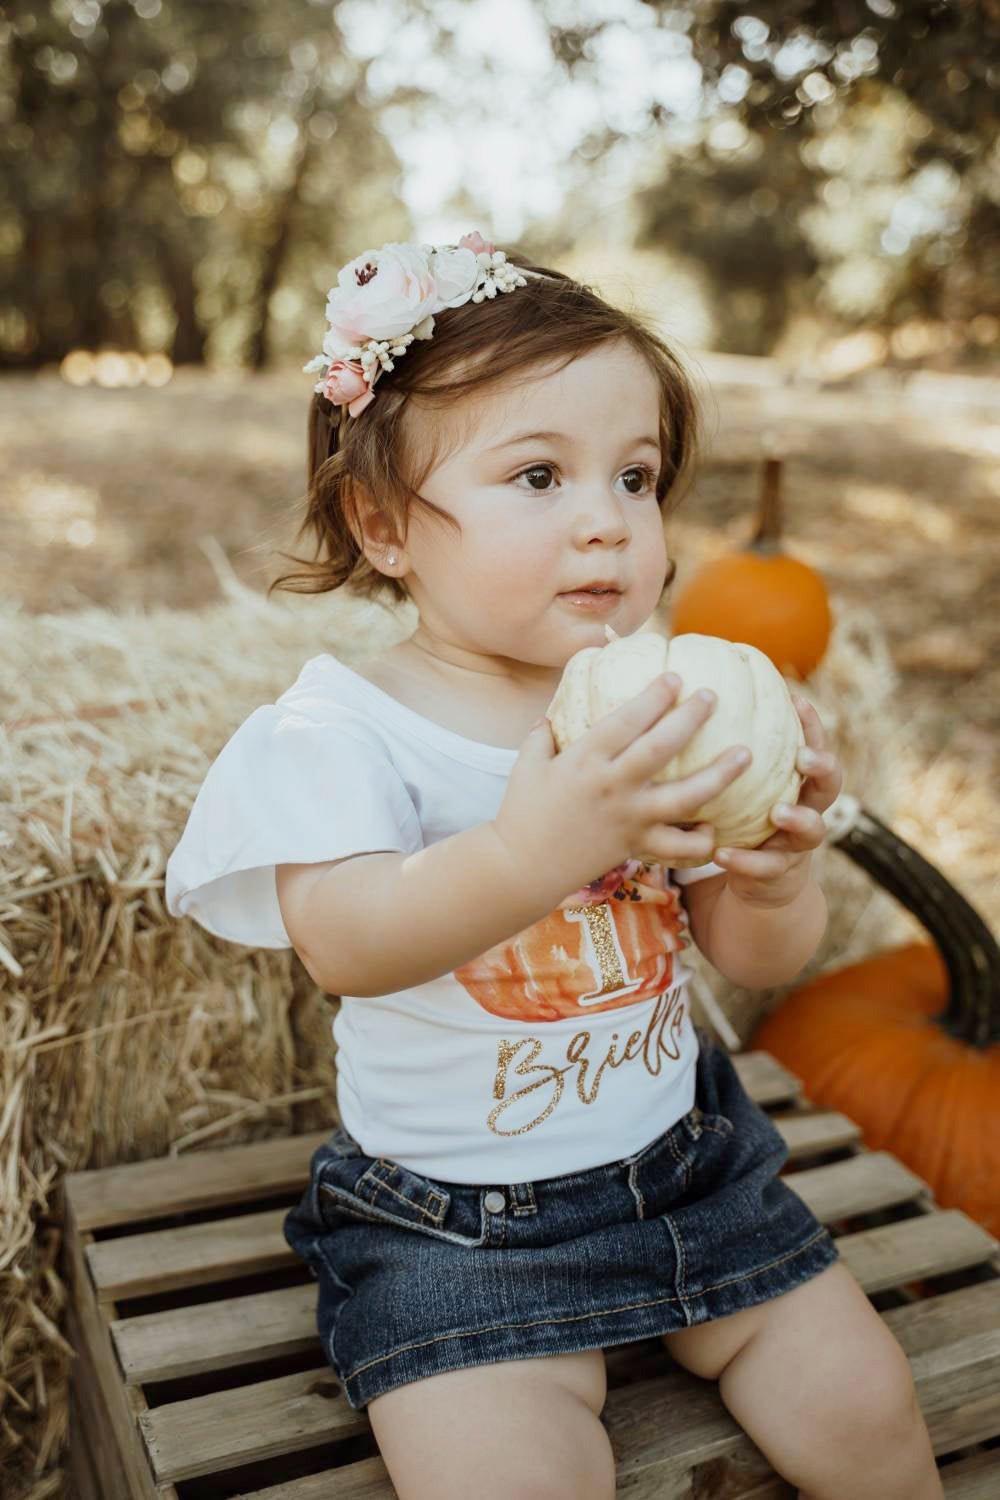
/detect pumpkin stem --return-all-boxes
[750,457,784,556]
[831,806,1000,1049]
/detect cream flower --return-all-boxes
[324,242,439,348]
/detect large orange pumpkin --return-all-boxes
[751,799,1000,1236]
[670,457,833,680]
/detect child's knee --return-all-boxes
[367,1353,615,1500]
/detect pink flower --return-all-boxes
[459,230,495,256]
[322,359,375,416]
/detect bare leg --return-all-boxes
[663,1262,943,1500]
[366,1347,615,1500]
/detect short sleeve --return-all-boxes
[670,861,726,885]
[165,705,423,949]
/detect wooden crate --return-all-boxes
[62,1051,1000,1499]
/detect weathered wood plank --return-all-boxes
[914,1331,1000,1454]
[836,1212,999,1294]
[730,1052,803,1106]
[771,1110,861,1160]
[140,1367,366,1483]
[940,1450,1000,1498]
[785,1151,929,1223]
[65,1130,329,1231]
[113,1282,318,1383]
[86,1207,291,1298]
[61,1199,163,1500]
[881,1280,1000,1356]
[234,1457,392,1499]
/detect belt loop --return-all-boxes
[509,1182,537,1216]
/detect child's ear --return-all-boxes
[348,481,405,576]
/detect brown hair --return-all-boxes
[267,251,700,606]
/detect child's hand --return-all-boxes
[492,673,752,897]
[711,693,843,909]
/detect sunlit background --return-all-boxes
[2,13,1000,1492]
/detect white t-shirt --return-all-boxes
[165,653,724,1185]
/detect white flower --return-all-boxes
[324,242,440,347]
[426,245,483,308]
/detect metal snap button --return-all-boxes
[483,1190,505,1214]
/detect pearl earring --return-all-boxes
[386,551,396,566]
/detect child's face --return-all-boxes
[399,339,672,678]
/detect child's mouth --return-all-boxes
[558,589,622,610]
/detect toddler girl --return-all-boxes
[165,231,941,1500]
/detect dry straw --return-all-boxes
[0,547,933,1491]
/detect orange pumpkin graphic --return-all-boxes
[454,862,688,1022]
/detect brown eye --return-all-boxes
[515,465,557,492]
[622,466,656,495]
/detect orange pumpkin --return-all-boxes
[751,801,1000,1236]
[670,457,833,680]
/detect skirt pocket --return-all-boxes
[314,1132,487,1249]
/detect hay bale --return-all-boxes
[0,567,924,1491]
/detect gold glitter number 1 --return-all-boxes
[563,902,644,1007]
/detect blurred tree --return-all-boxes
[0,0,409,368]
[548,0,999,358]
[4,0,996,368]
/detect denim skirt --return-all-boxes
[283,1030,839,1411]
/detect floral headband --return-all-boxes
[302,230,529,417]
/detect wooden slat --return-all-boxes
[941,1451,1000,1498]
[60,1199,163,1500]
[785,1150,930,1222]
[113,1282,318,1383]
[911,1331,1000,1451]
[87,1207,291,1299]
[140,1367,366,1483]
[103,1203,998,1380]
[731,1051,803,1106]
[837,1212,999,1294]
[141,1282,1000,1487]
[882,1280,1000,1356]
[64,1130,329,1231]
[237,1456,392,1499]
[772,1109,862,1159]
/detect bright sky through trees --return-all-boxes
[337,0,704,244]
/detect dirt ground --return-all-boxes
[2,361,997,929]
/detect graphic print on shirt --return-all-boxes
[453,860,692,1137]
[454,859,688,1021]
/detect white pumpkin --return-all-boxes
[545,627,805,867]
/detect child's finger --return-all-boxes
[712,845,793,880]
[769,803,828,848]
[792,752,843,813]
[790,693,827,752]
